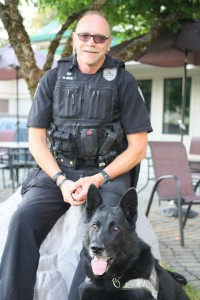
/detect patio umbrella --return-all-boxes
[0,45,56,142]
[0,45,48,78]
[110,19,200,138]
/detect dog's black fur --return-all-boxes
[79,185,190,300]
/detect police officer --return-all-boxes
[0,11,160,300]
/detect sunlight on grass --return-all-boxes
[162,260,200,300]
[184,284,200,300]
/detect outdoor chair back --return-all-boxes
[146,141,200,246]
[189,136,200,173]
[190,137,200,154]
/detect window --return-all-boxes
[138,80,152,114]
[163,78,191,134]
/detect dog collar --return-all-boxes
[112,266,158,299]
[85,266,158,299]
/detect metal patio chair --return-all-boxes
[0,150,16,191]
[146,141,200,247]
[0,148,36,192]
[189,137,200,171]
[189,137,200,188]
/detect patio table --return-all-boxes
[0,141,34,190]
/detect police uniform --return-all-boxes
[0,54,155,300]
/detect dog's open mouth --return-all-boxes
[91,256,115,276]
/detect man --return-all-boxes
[0,11,160,300]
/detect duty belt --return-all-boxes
[57,151,117,168]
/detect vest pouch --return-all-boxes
[80,129,97,159]
[57,154,76,168]
[53,131,63,153]
[53,131,77,160]
[61,132,77,160]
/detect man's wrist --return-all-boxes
[58,177,68,188]
[52,172,66,185]
[100,170,111,184]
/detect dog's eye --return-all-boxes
[113,225,120,232]
[92,224,98,230]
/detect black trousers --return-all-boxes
[0,167,131,300]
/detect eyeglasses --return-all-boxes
[76,33,110,44]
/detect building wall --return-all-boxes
[0,78,32,119]
[190,74,200,137]
[126,62,200,151]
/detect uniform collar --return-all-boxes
[58,54,121,71]
[101,54,125,70]
[58,55,77,69]
[101,54,116,69]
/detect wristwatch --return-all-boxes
[101,170,111,184]
[52,171,66,183]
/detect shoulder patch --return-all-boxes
[103,68,117,81]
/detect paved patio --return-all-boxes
[137,158,200,291]
[0,158,200,292]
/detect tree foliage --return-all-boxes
[0,0,200,98]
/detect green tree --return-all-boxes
[0,0,200,98]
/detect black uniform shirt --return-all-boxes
[27,55,153,135]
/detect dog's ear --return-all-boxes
[85,184,103,219]
[119,188,138,227]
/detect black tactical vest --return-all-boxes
[48,56,127,168]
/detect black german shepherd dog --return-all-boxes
[79,184,189,300]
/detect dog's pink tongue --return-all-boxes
[91,256,107,275]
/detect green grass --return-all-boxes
[184,284,200,300]
[162,261,200,300]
